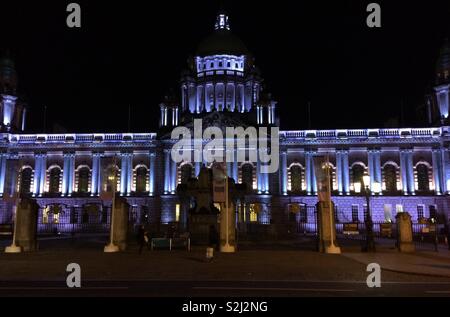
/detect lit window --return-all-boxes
[175,204,180,222]
[53,212,60,224]
[43,206,49,224]
[250,211,257,222]
[384,204,392,222]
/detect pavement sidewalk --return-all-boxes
[341,245,450,278]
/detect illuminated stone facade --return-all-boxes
[0,14,449,234]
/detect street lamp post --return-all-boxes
[362,175,376,252]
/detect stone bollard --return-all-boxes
[396,212,415,253]
[206,247,214,262]
[15,198,39,252]
[111,197,129,251]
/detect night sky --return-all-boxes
[0,0,449,133]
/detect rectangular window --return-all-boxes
[384,204,392,222]
[363,205,369,221]
[429,205,437,220]
[351,205,359,223]
[396,204,403,213]
[417,205,424,220]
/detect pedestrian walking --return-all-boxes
[137,225,150,254]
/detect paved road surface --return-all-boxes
[1,279,450,297]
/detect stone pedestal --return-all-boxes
[15,198,39,252]
[317,201,341,254]
[219,203,236,252]
[110,197,129,251]
[188,214,218,245]
[396,212,415,253]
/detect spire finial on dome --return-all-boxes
[214,12,230,31]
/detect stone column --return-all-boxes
[306,151,312,195]
[256,153,262,193]
[204,84,209,111]
[336,150,343,195]
[171,156,177,194]
[374,150,382,186]
[33,155,41,196]
[126,153,133,195]
[407,150,415,195]
[280,151,287,195]
[232,83,236,111]
[39,154,47,197]
[149,152,155,195]
[264,168,269,194]
[68,153,75,196]
[91,153,101,196]
[395,212,415,253]
[160,107,165,126]
[232,150,238,183]
[14,198,39,252]
[62,154,70,196]
[120,154,128,196]
[311,151,317,194]
[111,197,130,251]
[432,149,442,194]
[195,161,201,178]
[342,151,350,194]
[368,150,375,191]
[164,149,170,194]
[0,153,8,196]
[400,150,408,194]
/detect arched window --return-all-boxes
[19,167,33,194]
[416,163,430,191]
[383,164,397,192]
[289,165,302,193]
[77,167,90,193]
[48,167,61,194]
[180,164,193,184]
[135,166,148,193]
[241,163,254,190]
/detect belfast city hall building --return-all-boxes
[0,12,449,236]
